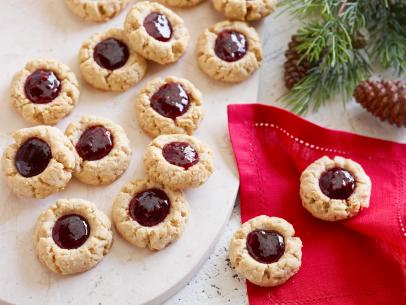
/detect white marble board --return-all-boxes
[0,1,261,305]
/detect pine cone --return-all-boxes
[354,79,406,127]
[284,35,314,90]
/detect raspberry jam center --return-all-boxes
[162,142,199,169]
[214,30,248,62]
[24,69,61,104]
[129,188,171,227]
[150,83,191,119]
[319,167,356,200]
[52,214,90,249]
[15,137,52,177]
[246,230,285,264]
[76,126,114,161]
[93,38,129,70]
[143,12,173,42]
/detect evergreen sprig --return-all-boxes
[279,0,406,114]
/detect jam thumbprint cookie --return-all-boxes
[144,134,214,189]
[65,116,131,185]
[64,0,129,22]
[124,1,190,64]
[1,126,76,198]
[34,198,113,275]
[112,179,189,250]
[79,28,147,92]
[197,20,263,83]
[135,76,204,137]
[10,59,79,125]
[212,0,277,22]
[229,215,303,287]
[300,156,371,221]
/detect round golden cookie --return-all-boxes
[112,179,189,250]
[135,76,204,138]
[124,1,190,64]
[229,215,303,287]
[79,28,147,92]
[1,126,76,199]
[10,59,80,125]
[143,134,214,189]
[65,116,132,185]
[300,156,371,221]
[159,0,205,8]
[64,0,129,22]
[212,0,277,21]
[34,198,113,275]
[196,20,263,83]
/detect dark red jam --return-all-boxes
[15,137,52,177]
[52,214,90,249]
[75,126,114,161]
[319,167,356,200]
[93,38,130,70]
[150,83,190,119]
[246,230,285,264]
[24,69,61,104]
[214,30,248,62]
[162,142,199,170]
[143,12,173,42]
[129,188,171,227]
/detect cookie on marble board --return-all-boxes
[1,126,76,199]
[112,179,189,250]
[124,1,190,64]
[10,59,80,125]
[159,0,205,8]
[135,76,204,137]
[197,20,263,83]
[34,198,113,275]
[79,28,147,92]
[65,116,131,185]
[64,0,129,22]
[229,215,303,287]
[212,0,277,21]
[300,156,371,221]
[143,134,214,189]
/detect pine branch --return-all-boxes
[367,1,406,75]
[278,0,405,114]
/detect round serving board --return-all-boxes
[0,1,260,304]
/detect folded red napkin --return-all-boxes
[228,104,406,305]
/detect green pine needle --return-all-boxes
[278,0,406,114]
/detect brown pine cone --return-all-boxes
[354,79,406,127]
[284,35,314,90]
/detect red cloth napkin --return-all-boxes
[228,104,406,305]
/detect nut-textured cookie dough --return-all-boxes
[159,0,205,8]
[2,126,76,199]
[300,156,371,221]
[212,0,277,21]
[229,215,303,287]
[135,76,204,137]
[34,198,113,275]
[124,1,190,64]
[144,134,213,189]
[64,0,129,22]
[65,116,131,185]
[10,59,80,125]
[197,20,263,82]
[112,179,189,250]
[79,28,147,92]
